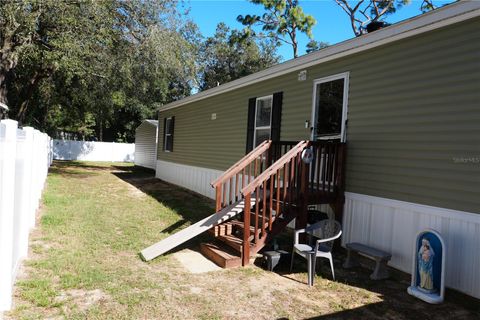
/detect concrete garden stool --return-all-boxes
[263,250,288,271]
[343,242,392,280]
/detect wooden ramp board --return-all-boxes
[140,199,255,261]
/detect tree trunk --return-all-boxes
[0,71,8,120]
[1,36,20,107]
[99,119,103,141]
[0,72,8,106]
[16,70,49,125]
[0,59,17,107]
[97,109,104,142]
[291,27,298,58]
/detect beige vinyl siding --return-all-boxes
[134,122,158,169]
[159,17,480,213]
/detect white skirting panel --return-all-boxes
[343,192,480,299]
[155,160,223,199]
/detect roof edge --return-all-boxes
[159,1,480,112]
[136,120,158,130]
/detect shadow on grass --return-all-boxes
[49,162,102,178]
[111,165,216,256]
[53,160,133,171]
[275,302,385,320]
[297,295,480,319]
[49,161,137,179]
[255,229,480,319]
[274,302,390,319]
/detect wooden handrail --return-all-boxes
[234,140,345,266]
[211,140,272,188]
[241,140,309,195]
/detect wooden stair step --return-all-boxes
[208,223,233,237]
[229,219,253,231]
[249,214,274,227]
[227,220,259,241]
[217,233,244,252]
[200,242,242,268]
[229,219,267,238]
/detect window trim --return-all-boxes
[164,117,173,152]
[310,72,349,142]
[253,95,273,148]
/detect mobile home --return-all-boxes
[154,2,480,298]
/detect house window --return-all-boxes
[246,92,282,153]
[312,73,349,141]
[254,96,273,147]
[163,117,174,151]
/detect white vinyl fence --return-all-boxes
[53,139,134,162]
[0,119,52,312]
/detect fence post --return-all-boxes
[49,137,53,166]
[0,119,18,311]
[22,128,37,229]
[16,128,34,259]
[32,130,41,214]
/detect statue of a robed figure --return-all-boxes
[408,229,445,304]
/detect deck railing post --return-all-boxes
[215,186,222,211]
[295,156,309,231]
[242,194,251,266]
[334,144,347,223]
[337,144,346,192]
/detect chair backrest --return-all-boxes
[314,220,342,251]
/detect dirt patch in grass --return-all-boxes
[55,289,110,311]
[6,161,480,320]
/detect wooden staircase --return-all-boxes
[140,139,346,266]
[201,139,346,268]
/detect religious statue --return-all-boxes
[408,229,445,304]
[418,238,435,292]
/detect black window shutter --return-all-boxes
[162,117,167,151]
[271,92,283,142]
[170,116,175,152]
[246,97,257,153]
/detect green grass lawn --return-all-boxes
[6,161,480,320]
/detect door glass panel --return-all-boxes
[315,78,344,138]
[256,98,272,127]
[255,129,270,147]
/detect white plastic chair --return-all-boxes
[290,220,342,286]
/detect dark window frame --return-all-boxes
[246,92,283,153]
[253,95,273,148]
[163,117,174,152]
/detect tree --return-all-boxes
[199,23,280,91]
[237,0,316,58]
[334,0,441,37]
[306,39,329,53]
[3,0,201,142]
[0,1,39,106]
[420,0,437,13]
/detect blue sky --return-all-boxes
[180,0,454,61]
